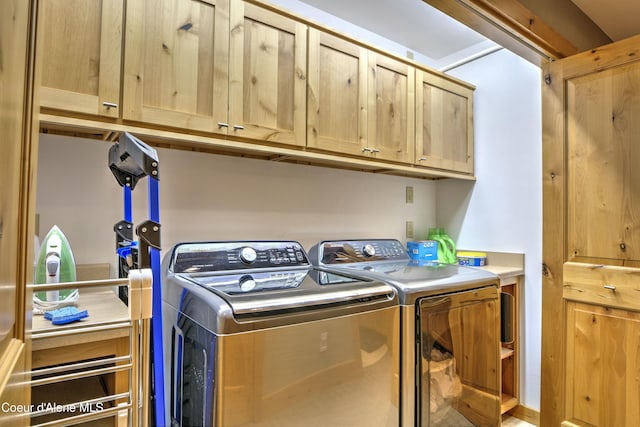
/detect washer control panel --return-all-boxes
[313,240,409,265]
[172,241,309,273]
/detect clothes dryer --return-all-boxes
[309,239,501,427]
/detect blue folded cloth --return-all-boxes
[44,307,89,325]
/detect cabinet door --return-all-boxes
[228,1,307,146]
[307,29,368,156]
[124,0,229,134]
[418,286,500,426]
[39,0,123,118]
[564,302,640,426]
[367,53,415,164]
[566,61,640,263]
[416,69,474,174]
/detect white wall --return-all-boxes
[36,134,436,270]
[438,49,543,410]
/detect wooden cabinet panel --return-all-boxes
[123,0,229,133]
[307,29,368,156]
[368,53,414,164]
[567,62,640,262]
[500,277,520,414]
[416,69,474,174]
[1,0,34,421]
[564,302,640,427]
[228,2,307,146]
[39,0,123,118]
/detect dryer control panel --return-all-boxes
[312,240,409,265]
[171,241,309,273]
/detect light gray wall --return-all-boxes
[439,48,543,410]
[36,134,436,270]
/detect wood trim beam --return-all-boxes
[422,0,578,65]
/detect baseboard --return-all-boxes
[508,404,540,426]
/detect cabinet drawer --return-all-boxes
[563,262,640,311]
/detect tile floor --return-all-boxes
[502,415,537,426]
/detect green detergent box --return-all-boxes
[407,240,438,261]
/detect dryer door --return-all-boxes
[417,285,500,427]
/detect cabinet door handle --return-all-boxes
[217,122,229,128]
[603,284,616,291]
[102,102,118,109]
[418,157,427,161]
[362,147,373,153]
[370,148,380,153]
[233,125,244,131]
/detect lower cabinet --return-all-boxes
[562,263,640,427]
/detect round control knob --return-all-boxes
[239,276,256,292]
[239,247,257,264]
[362,244,376,258]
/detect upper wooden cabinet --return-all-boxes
[415,69,474,174]
[37,0,476,178]
[38,0,123,118]
[307,29,368,156]
[123,0,230,134]
[367,53,415,164]
[228,2,307,146]
[307,29,415,164]
[123,0,307,145]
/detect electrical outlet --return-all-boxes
[320,332,328,352]
[406,221,414,239]
[406,186,414,204]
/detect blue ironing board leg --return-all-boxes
[149,178,166,426]
[124,185,132,223]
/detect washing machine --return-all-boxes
[308,239,502,427]
[162,241,400,427]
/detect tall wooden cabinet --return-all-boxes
[542,34,640,427]
[1,0,37,424]
[38,0,123,117]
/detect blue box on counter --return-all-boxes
[407,240,438,261]
[457,251,487,266]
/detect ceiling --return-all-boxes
[298,0,487,61]
[295,0,640,69]
[296,0,493,69]
[570,0,640,41]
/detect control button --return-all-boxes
[295,251,304,261]
[362,244,376,257]
[239,276,256,292]
[239,247,257,264]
